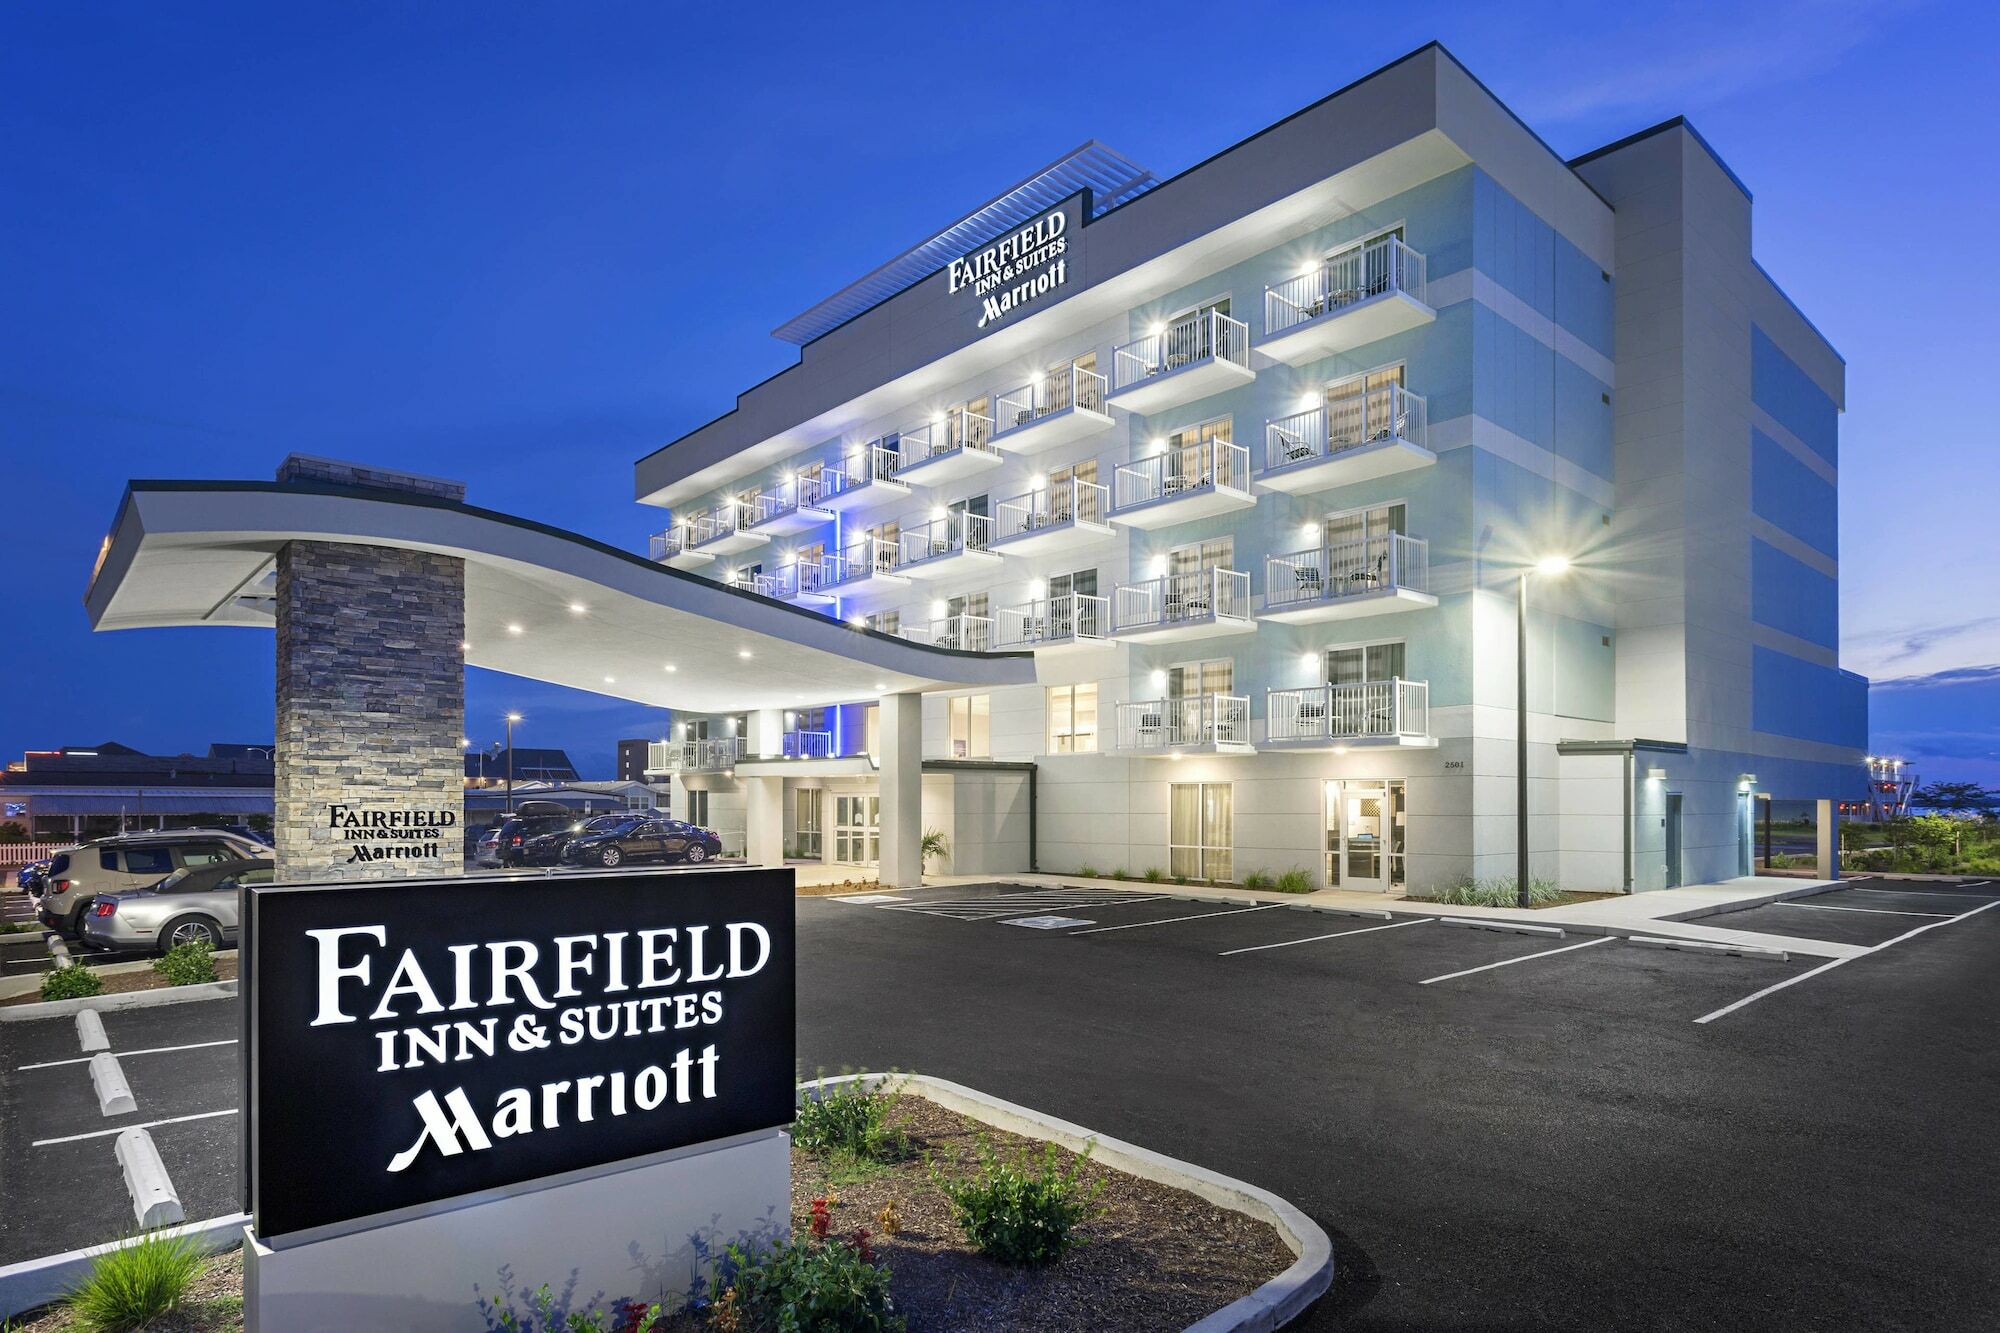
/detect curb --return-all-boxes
[0,949,241,1002]
[75,1008,110,1052]
[0,979,237,1022]
[1627,935,1789,961]
[803,1073,1332,1332]
[1438,917,1564,938]
[0,1213,247,1320]
[89,1052,136,1116]
[115,1128,186,1228]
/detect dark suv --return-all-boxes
[491,813,585,867]
[560,817,723,868]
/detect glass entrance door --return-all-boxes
[1324,780,1402,892]
[834,794,880,865]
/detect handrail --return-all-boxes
[648,527,693,562]
[1115,693,1251,750]
[993,477,1109,542]
[754,472,833,526]
[1111,309,1251,392]
[900,411,997,467]
[899,510,993,565]
[899,613,993,652]
[1113,567,1251,631]
[1265,679,1429,742]
[1263,234,1428,338]
[994,364,1108,434]
[1264,533,1430,610]
[1264,384,1427,472]
[780,730,833,759]
[1112,439,1249,510]
[826,533,903,587]
[649,736,749,772]
[822,443,903,501]
[993,592,1109,648]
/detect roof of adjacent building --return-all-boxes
[464,747,582,782]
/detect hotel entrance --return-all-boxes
[1325,779,1406,892]
[834,792,880,866]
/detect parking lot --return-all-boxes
[3,874,1995,1329]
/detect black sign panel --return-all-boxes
[243,867,795,1240]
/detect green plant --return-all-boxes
[1274,866,1314,894]
[41,961,104,1002]
[64,1231,204,1330]
[1243,870,1275,891]
[919,828,950,870]
[1142,866,1165,883]
[1076,865,1098,879]
[0,820,28,842]
[793,1079,908,1164]
[1173,874,1188,886]
[929,1136,1106,1266]
[1108,867,1128,881]
[154,939,217,986]
[723,1231,902,1332]
[480,1279,660,1332]
[1428,875,1562,907]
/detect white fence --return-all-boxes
[0,843,69,867]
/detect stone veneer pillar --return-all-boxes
[272,456,467,882]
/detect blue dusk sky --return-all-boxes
[3,1,1996,783]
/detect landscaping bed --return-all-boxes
[13,1088,1296,1332]
[0,952,235,1008]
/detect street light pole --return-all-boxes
[1518,557,1570,908]
[504,712,523,814]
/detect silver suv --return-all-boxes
[38,828,269,937]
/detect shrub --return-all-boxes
[1173,874,1188,886]
[65,1231,204,1331]
[479,1278,659,1332]
[1243,870,1275,891]
[723,1231,902,1333]
[1274,866,1314,894]
[929,1136,1106,1266]
[41,962,103,1002]
[793,1080,908,1163]
[1428,875,1562,907]
[1142,866,1165,883]
[154,940,217,987]
[1076,865,1098,879]
[1108,868,1128,881]
[919,828,950,870]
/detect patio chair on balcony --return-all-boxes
[1294,565,1324,598]
[1347,552,1388,590]
[1137,709,1164,746]
[1275,427,1314,465]
[1298,698,1327,730]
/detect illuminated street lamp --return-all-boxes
[1518,556,1571,908]
[504,712,523,813]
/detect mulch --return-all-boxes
[0,954,236,1007]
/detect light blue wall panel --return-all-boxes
[1751,326,1838,465]
[1753,645,1853,743]
[1750,537,1837,648]
[1749,427,1836,557]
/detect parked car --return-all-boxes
[560,817,723,868]
[38,828,268,937]
[491,812,589,867]
[16,859,50,894]
[517,814,633,868]
[81,857,273,953]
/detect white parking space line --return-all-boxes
[1696,898,2000,1025]
[884,893,1170,920]
[1777,902,1955,918]
[1418,936,1612,985]
[1848,886,1998,899]
[1221,917,1429,957]
[19,1038,239,1073]
[1070,904,1281,935]
[33,1108,239,1148]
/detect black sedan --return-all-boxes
[517,814,632,867]
[560,817,723,868]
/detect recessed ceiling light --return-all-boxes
[603,675,616,684]
[738,649,753,659]
[874,682,887,691]
[506,623,524,635]
[664,663,678,673]
[569,601,588,615]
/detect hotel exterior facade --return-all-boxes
[634,44,1866,895]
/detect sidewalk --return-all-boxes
[913,870,1858,959]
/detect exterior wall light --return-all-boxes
[1646,766,1667,781]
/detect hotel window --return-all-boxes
[1170,782,1233,881]
[946,494,991,550]
[1324,641,1405,685]
[1164,297,1232,370]
[1043,351,1101,413]
[861,521,900,571]
[1167,658,1234,699]
[1321,502,1405,548]
[864,610,900,636]
[1326,364,1406,447]
[794,788,823,859]
[1047,683,1098,753]
[797,461,826,506]
[1047,459,1100,524]
[1165,417,1233,487]
[1326,225,1406,296]
[945,396,992,451]
[948,695,991,759]
[1047,569,1100,637]
[684,789,710,828]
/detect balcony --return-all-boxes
[819,444,911,513]
[746,475,836,537]
[990,365,1114,455]
[898,613,993,652]
[1264,680,1434,749]
[822,533,910,598]
[781,730,834,759]
[1109,439,1255,529]
[1259,385,1431,493]
[898,511,1003,581]
[993,593,1112,653]
[1115,693,1254,757]
[1112,568,1256,644]
[989,478,1113,556]
[770,561,838,607]
[649,525,712,570]
[646,736,748,774]
[689,502,769,557]
[1262,533,1437,623]
[1260,235,1433,366]
[1106,310,1255,415]
[895,413,1003,487]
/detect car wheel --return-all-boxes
[161,915,223,951]
[599,846,623,868]
[684,843,707,864]
[63,904,91,938]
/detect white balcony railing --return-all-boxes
[753,473,833,527]
[994,365,1107,433]
[1113,568,1252,632]
[993,592,1110,649]
[1266,679,1430,743]
[825,533,903,588]
[821,444,904,502]
[648,737,748,773]
[688,504,743,548]
[1265,534,1430,611]
[1264,235,1428,339]
[649,527,693,562]
[1113,440,1249,511]
[1264,385,1428,473]
[899,613,993,652]
[764,561,834,601]
[1111,310,1251,393]
[899,511,993,566]
[899,412,997,468]
[1116,693,1251,751]
[994,478,1108,542]
[781,730,834,759]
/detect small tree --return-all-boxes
[1912,781,1997,817]
[920,828,950,872]
[0,821,27,843]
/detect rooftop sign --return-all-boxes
[948,207,1070,329]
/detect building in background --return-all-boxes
[634,44,1867,891]
[615,738,651,783]
[463,747,581,788]
[0,742,274,843]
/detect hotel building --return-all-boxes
[632,44,1866,895]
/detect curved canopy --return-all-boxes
[86,480,1037,711]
